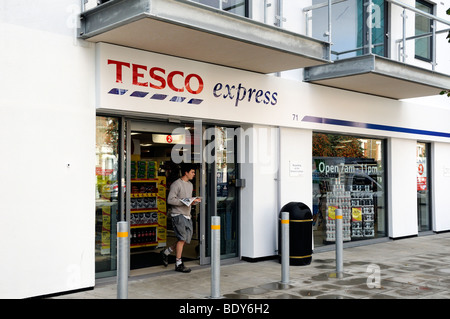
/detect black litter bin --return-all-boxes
[278,202,313,266]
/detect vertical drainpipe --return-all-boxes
[276,0,283,77]
[277,127,281,211]
[276,127,281,255]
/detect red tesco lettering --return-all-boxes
[108,59,204,94]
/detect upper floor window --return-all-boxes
[415,0,434,61]
[191,0,248,17]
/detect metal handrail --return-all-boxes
[395,28,450,43]
[385,0,450,27]
[332,43,384,59]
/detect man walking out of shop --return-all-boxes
[161,163,201,272]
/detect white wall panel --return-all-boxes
[0,14,96,298]
[388,138,418,238]
[239,125,278,258]
[279,127,312,209]
[433,143,450,231]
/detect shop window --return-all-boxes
[312,133,387,247]
[95,116,120,277]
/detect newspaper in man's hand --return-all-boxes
[179,197,201,206]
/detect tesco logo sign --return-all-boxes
[107,59,278,107]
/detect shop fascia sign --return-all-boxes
[104,57,278,108]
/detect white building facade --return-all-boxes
[1,0,450,298]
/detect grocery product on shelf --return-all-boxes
[130,160,167,249]
[350,184,375,238]
[325,178,375,243]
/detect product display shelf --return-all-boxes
[130,174,167,249]
[350,184,375,238]
[325,179,351,243]
[325,178,377,243]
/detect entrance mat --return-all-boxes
[130,251,194,270]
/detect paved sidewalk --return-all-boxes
[54,232,450,299]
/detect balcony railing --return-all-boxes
[389,0,450,71]
[84,0,450,68]
[80,0,449,98]
[303,0,450,73]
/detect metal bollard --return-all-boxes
[117,221,129,299]
[211,216,221,298]
[281,212,290,284]
[335,209,343,279]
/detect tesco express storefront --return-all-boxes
[95,43,450,278]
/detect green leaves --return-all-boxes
[440,90,450,97]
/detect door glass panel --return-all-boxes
[216,127,238,257]
[417,142,431,231]
[128,122,201,269]
[95,116,120,277]
[205,126,239,259]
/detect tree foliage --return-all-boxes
[313,133,365,158]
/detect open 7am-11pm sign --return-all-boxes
[95,42,301,127]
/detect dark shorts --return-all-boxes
[171,215,193,244]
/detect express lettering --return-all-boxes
[108,59,204,94]
[213,82,278,107]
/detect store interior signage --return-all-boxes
[152,134,185,144]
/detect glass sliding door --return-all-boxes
[204,126,239,261]
[417,142,432,231]
[127,120,202,269]
[95,116,121,278]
